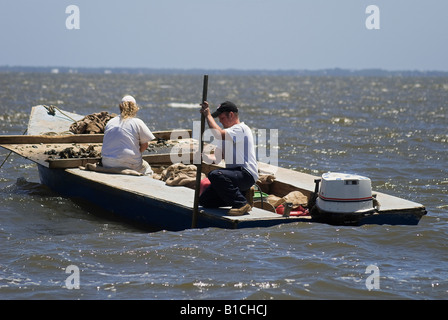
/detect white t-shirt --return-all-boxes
[101,116,155,171]
[221,122,259,183]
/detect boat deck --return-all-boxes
[258,162,425,214]
[65,167,313,228]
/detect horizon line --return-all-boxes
[1,65,448,76]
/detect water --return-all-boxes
[0,71,446,300]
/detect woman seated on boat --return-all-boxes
[101,95,155,175]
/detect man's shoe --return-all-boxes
[227,203,252,216]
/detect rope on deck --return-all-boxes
[43,105,78,123]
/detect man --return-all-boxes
[101,95,155,175]
[199,101,258,216]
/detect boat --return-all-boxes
[0,105,427,231]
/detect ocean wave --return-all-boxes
[167,102,199,109]
[1,177,54,196]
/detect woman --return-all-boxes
[101,95,155,175]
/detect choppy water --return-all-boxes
[0,71,446,300]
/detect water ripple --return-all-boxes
[0,72,446,299]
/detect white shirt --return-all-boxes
[221,122,259,183]
[101,116,155,170]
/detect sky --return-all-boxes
[0,0,447,71]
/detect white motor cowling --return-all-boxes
[315,172,375,214]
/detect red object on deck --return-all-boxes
[200,178,211,195]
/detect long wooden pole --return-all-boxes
[192,75,208,228]
[0,130,191,145]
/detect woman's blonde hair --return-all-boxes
[119,101,139,119]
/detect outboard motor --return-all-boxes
[311,172,376,224]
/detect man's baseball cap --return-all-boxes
[211,101,238,117]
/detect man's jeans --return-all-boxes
[199,167,255,209]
